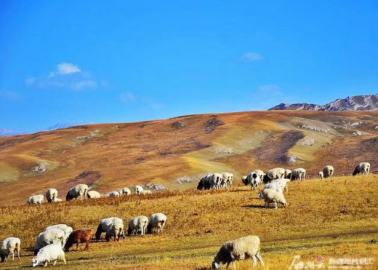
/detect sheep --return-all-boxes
[318,171,324,179]
[135,185,144,195]
[247,171,263,190]
[26,195,44,205]
[141,190,152,195]
[87,190,101,199]
[241,175,248,186]
[66,184,89,201]
[34,229,65,255]
[46,188,58,203]
[52,198,62,203]
[291,168,306,181]
[211,173,224,189]
[221,172,234,187]
[45,224,73,246]
[117,187,131,196]
[353,162,371,176]
[284,169,292,179]
[260,189,287,209]
[95,217,125,241]
[32,243,66,267]
[258,182,283,197]
[147,213,167,234]
[0,237,21,262]
[106,191,120,197]
[128,216,149,236]
[64,229,94,252]
[323,165,335,178]
[263,168,285,183]
[212,235,263,269]
[197,174,213,190]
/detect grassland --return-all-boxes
[1,175,378,269]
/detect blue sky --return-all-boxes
[1,1,378,134]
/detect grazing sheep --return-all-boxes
[291,168,306,181]
[260,189,287,209]
[135,185,144,195]
[221,172,234,187]
[26,195,44,205]
[247,171,263,190]
[64,229,94,252]
[117,187,131,196]
[284,169,292,179]
[141,190,152,195]
[209,173,224,189]
[128,216,149,236]
[198,174,213,190]
[46,189,58,203]
[212,235,263,269]
[32,243,66,267]
[147,213,167,234]
[263,168,285,183]
[318,171,324,179]
[87,190,101,199]
[270,178,290,193]
[353,162,371,176]
[34,229,65,255]
[95,217,125,241]
[66,184,89,201]
[45,224,73,246]
[0,237,21,262]
[258,182,283,197]
[106,191,120,197]
[323,165,335,178]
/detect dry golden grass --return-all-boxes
[1,175,378,269]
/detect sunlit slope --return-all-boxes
[0,111,378,205]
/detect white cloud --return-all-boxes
[119,92,136,103]
[240,52,263,62]
[26,63,100,91]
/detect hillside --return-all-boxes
[0,176,377,269]
[270,94,378,111]
[1,111,378,206]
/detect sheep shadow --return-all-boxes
[242,204,266,209]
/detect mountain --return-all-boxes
[269,94,378,111]
[47,122,80,131]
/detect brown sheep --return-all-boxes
[64,229,94,252]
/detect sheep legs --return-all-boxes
[225,261,235,270]
[256,253,264,266]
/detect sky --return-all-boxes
[1,1,378,134]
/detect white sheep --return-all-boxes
[34,229,65,255]
[32,243,66,267]
[258,182,283,197]
[247,171,263,190]
[46,188,58,203]
[52,198,62,203]
[270,178,290,193]
[141,190,152,195]
[106,191,120,197]
[0,237,21,262]
[147,213,167,234]
[353,162,371,176]
[45,224,73,246]
[260,189,287,209]
[221,172,234,187]
[318,171,324,179]
[95,217,125,241]
[87,190,101,199]
[212,235,263,269]
[117,187,131,196]
[66,184,89,201]
[263,168,285,182]
[210,173,224,189]
[135,185,144,195]
[323,165,335,178]
[128,216,149,235]
[26,195,44,205]
[291,168,306,181]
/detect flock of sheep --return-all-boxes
[1,161,372,268]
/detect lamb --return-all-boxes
[46,188,58,203]
[263,168,285,183]
[147,213,167,234]
[323,165,335,178]
[117,187,131,196]
[32,243,66,267]
[87,190,101,199]
[291,168,306,181]
[95,217,125,241]
[212,235,263,269]
[260,189,287,209]
[26,195,44,205]
[106,191,120,197]
[66,184,89,201]
[221,172,234,187]
[45,224,73,246]
[64,229,94,252]
[353,162,371,176]
[0,237,21,262]
[128,216,149,235]
[135,185,144,195]
[318,171,324,179]
[34,229,65,255]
